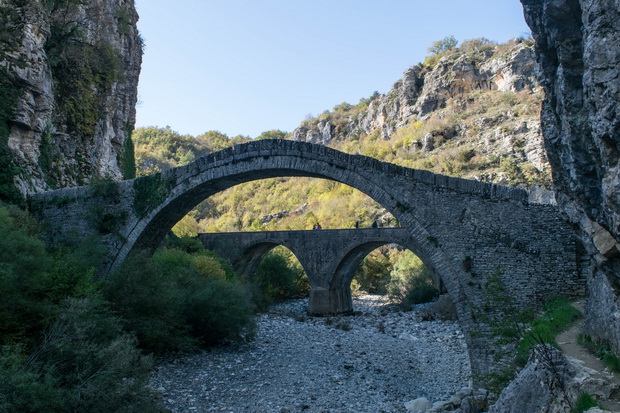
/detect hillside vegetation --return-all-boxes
[133,37,549,235]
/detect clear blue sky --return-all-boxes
[134,1,531,139]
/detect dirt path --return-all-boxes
[556,300,620,412]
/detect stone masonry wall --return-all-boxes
[29,139,580,376]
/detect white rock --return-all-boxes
[404,397,432,412]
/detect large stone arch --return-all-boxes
[31,139,581,376]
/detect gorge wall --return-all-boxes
[0,0,142,198]
[520,0,620,351]
[290,40,552,187]
[293,41,539,144]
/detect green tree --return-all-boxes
[255,129,287,140]
[427,35,458,55]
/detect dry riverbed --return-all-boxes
[150,295,471,412]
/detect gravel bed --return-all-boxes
[150,295,471,412]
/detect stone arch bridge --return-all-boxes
[199,228,422,315]
[30,139,582,375]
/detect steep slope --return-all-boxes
[0,0,142,198]
[292,39,551,187]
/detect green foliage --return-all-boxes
[133,126,247,175]
[43,0,122,142]
[0,2,24,63]
[185,279,256,345]
[476,268,534,346]
[0,297,163,413]
[515,296,581,366]
[473,267,533,392]
[255,129,287,140]
[424,35,458,67]
[49,41,121,137]
[475,278,582,396]
[578,334,620,373]
[120,128,136,179]
[0,202,162,411]
[358,91,380,108]
[0,67,23,203]
[428,35,458,55]
[172,214,200,237]
[571,392,599,413]
[115,6,131,35]
[460,37,497,55]
[105,247,256,353]
[132,173,174,218]
[354,247,393,294]
[387,250,438,308]
[254,246,309,307]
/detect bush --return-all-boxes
[0,203,103,348]
[105,246,256,354]
[254,247,309,307]
[354,248,393,294]
[571,392,598,413]
[578,334,620,373]
[0,202,163,411]
[104,251,194,354]
[0,297,163,413]
[516,296,581,366]
[387,251,438,308]
[186,279,256,345]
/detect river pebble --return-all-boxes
[150,295,471,412]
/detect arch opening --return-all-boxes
[341,244,454,317]
[169,176,398,237]
[252,245,310,307]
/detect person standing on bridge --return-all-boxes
[317,223,322,230]
[371,220,378,228]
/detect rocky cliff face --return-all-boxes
[291,41,550,187]
[521,0,620,352]
[0,0,141,196]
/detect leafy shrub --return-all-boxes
[578,334,620,373]
[254,247,309,307]
[185,279,256,345]
[571,392,598,413]
[516,296,581,366]
[104,251,193,354]
[0,203,102,347]
[0,297,163,413]
[105,246,256,353]
[0,202,163,412]
[424,36,458,67]
[354,247,393,294]
[387,251,438,308]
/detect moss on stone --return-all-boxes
[120,126,136,180]
[133,174,174,218]
[0,67,23,204]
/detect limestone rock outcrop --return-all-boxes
[489,345,618,412]
[292,42,539,143]
[520,0,620,353]
[1,0,141,195]
[291,41,549,186]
